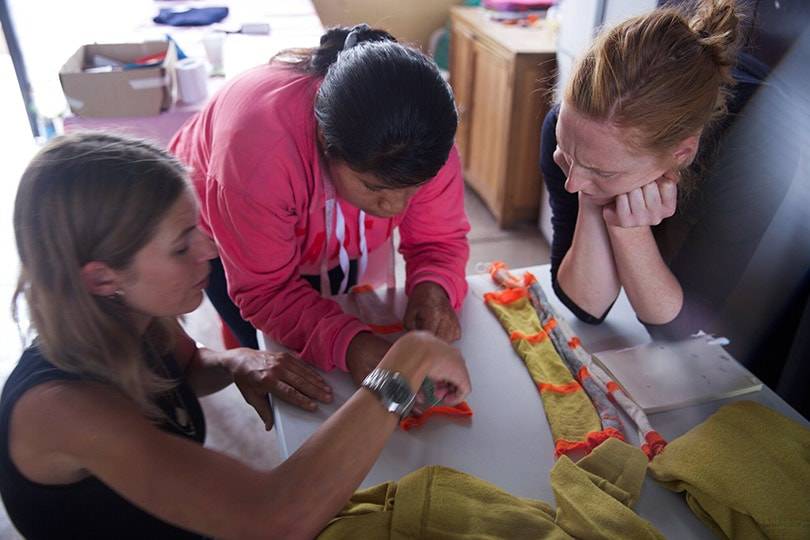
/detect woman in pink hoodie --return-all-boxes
[170,25,470,409]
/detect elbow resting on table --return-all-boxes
[637,294,684,327]
[551,274,614,325]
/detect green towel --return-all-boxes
[648,400,810,539]
[319,438,663,539]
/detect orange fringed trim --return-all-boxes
[553,427,625,458]
[509,320,558,343]
[577,366,590,382]
[606,381,621,393]
[369,323,405,335]
[489,261,522,288]
[350,283,375,293]
[568,336,581,349]
[483,287,528,305]
[554,438,591,457]
[537,380,582,394]
[488,260,507,278]
[642,431,667,460]
[399,401,473,431]
[510,330,549,344]
[523,272,538,286]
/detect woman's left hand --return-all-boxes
[603,177,678,228]
[403,282,461,342]
[229,349,333,430]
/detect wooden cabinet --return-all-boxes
[450,7,557,227]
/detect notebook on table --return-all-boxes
[592,334,762,414]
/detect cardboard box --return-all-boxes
[59,41,176,118]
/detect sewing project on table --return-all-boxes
[349,284,473,430]
[485,262,666,459]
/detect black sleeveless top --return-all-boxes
[0,344,208,539]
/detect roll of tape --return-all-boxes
[175,57,208,104]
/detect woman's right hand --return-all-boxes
[602,176,678,228]
[378,331,471,406]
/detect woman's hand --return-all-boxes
[602,177,678,228]
[229,349,333,430]
[380,331,471,406]
[346,332,392,386]
[403,281,461,342]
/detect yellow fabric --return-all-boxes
[486,294,602,445]
[552,438,656,539]
[648,400,810,540]
[318,438,663,540]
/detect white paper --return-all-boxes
[592,335,762,413]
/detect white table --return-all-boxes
[262,264,809,539]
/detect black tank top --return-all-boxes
[0,344,208,539]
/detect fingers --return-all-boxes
[278,364,333,403]
[268,377,320,411]
[234,351,336,425]
[642,181,662,212]
[603,193,630,227]
[281,357,333,402]
[628,187,646,218]
[603,179,678,228]
[264,352,332,400]
[241,390,275,431]
[424,345,471,405]
[658,179,678,217]
[602,203,617,227]
[260,357,330,409]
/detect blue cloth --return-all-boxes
[153,7,229,27]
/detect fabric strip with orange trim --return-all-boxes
[349,284,473,430]
[489,263,624,441]
[483,283,606,458]
[489,263,666,460]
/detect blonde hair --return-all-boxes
[12,132,188,418]
[565,0,743,174]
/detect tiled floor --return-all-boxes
[0,44,549,536]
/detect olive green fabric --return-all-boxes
[485,294,602,447]
[318,438,663,539]
[649,400,810,539]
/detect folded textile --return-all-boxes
[318,438,663,539]
[648,400,810,539]
[153,7,229,27]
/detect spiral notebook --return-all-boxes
[592,334,762,414]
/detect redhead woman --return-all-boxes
[541,0,767,339]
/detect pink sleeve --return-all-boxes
[206,170,367,372]
[398,146,471,309]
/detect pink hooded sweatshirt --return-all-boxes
[170,63,470,372]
